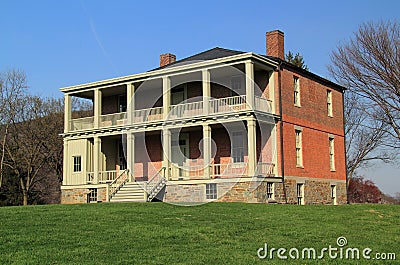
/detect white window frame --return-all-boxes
[329,137,335,171]
[295,129,303,167]
[297,183,304,205]
[206,183,217,200]
[293,76,300,107]
[266,182,274,200]
[88,188,98,203]
[327,90,333,117]
[73,156,82,172]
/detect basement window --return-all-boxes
[331,185,337,205]
[297,183,304,205]
[206,183,217,200]
[266,182,274,200]
[87,188,98,203]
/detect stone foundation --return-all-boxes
[60,178,346,205]
[274,178,346,205]
[61,186,107,204]
[163,178,346,205]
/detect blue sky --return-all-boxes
[1,0,399,195]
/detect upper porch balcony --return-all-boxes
[64,60,277,133]
[69,95,272,131]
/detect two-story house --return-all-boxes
[61,30,347,204]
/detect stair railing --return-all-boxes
[146,167,166,201]
[108,169,129,201]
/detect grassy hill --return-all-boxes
[0,203,398,264]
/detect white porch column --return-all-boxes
[62,139,69,185]
[93,136,101,184]
[245,61,255,110]
[94,89,102,128]
[126,132,135,182]
[127,83,135,125]
[202,69,211,115]
[162,129,171,179]
[163,77,171,120]
[247,117,257,177]
[268,70,276,114]
[64,94,72,133]
[203,124,211,179]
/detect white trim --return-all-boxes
[60,53,278,92]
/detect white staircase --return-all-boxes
[109,182,147,202]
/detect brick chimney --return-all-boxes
[160,53,176,67]
[266,30,284,60]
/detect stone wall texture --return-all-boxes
[61,187,107,204]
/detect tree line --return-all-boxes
[0,70,91,206]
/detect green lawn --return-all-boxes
[0,203,398,264]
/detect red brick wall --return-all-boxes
[211,83,231,99]
[134,133,162,180]
[212,127,232,164]
[187,82,202,99]
[266,30,284,59]
[278,67,346,181]
[102,95,119,115]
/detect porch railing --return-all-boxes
[99,170,118,183]
[145,167,166,201]
[101,112,126,127]
[108,169,129,200]
[86,172,95,183]
[132,106,163,123]
[254,96,272,112]
[86,170,128,184]
[209,95,247,114]
[211,162,248,178]
[256,162,275,176]
[70,116,94,131]
[169,163,205,180]
[169,101,203,119]
[69,95,273,131]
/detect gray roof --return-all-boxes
[150,47,246,71]
[150,47,345,91]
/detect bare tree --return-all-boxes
[0,70,64,205]
[345,92,395,184]
[329,21,400,145]
[0,69,27,189]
